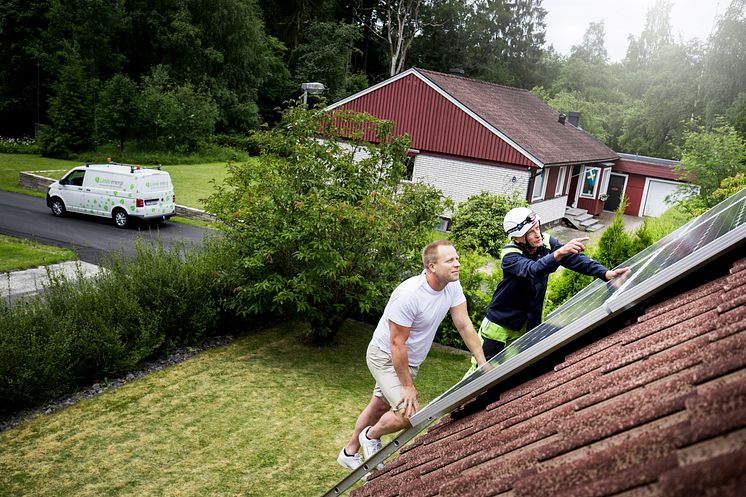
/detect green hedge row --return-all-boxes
[0,237,240,415]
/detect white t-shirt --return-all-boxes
[372,271,466,367]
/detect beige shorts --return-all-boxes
[366,341,419,409]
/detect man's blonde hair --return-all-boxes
[422,239,454,269]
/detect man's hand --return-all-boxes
[396,385,420,418]
[605,267,630,288]
[554,237,590,261]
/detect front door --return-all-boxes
[604,173,627,212]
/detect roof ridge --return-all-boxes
[414,67,532,94]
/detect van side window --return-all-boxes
[64,170,85,186]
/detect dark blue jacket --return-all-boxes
[485,233,609,332]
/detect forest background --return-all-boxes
[1,0,745,160]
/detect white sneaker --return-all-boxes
[337,448,363,470]
[358,426,383,461]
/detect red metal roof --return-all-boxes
[352,253,746,497]
[329,68,618,168]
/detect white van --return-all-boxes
[46,163,176,228]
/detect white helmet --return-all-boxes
[504,207,540,238]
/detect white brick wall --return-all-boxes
[530,195,567,225]
[413,154,530,207]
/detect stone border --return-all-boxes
[19,171,215,223]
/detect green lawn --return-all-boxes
[0,153,249,209]
[0,234,78,272]
[0,320,471,497]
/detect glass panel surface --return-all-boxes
[428,187,746,404]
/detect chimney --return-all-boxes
[568,111,581,127]
[558,113,566,125]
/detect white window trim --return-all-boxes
[580,165,601,198]
[532,169,547,201]
[600,167,612,197]
[555,166,567,196]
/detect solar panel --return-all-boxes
[322,187,746,496]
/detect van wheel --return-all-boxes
[50,198,66,217]
[113,208,129,228]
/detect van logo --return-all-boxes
[95,176,124,187]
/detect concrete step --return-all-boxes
[585,222,605,232]
[574,213,594,223]
[565,207,587,217]
[580,217,599,228]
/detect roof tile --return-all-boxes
[658,448,746,497]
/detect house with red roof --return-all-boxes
[327,68,690,227]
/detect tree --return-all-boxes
[618,43,703,158]
[97,74,139,153]
[624,0,674,68]
[676,122,746,205]
[409,0,471,73]
[205,105,448,341]
[702,0,746,127]
[448,190,527,259]
[464,0,547,87]
[570,20,608,64]
[137,66,219,152]
[0,0,51,136]
[40,44,94,158]
[292,21,368,101]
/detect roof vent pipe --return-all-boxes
[449,68,465,76]
[558,113,566,125]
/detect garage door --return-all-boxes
[642,179,684,217]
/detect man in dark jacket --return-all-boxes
[479,207,629,359]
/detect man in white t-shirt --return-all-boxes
[337,239,488,471]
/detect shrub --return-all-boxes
[205,105,448,342]
[449,191,527,259]
[0,136,39,154]
[436,250,502,349]
[0,236,240,415]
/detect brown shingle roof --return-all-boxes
[352,253,746,497]
[417,69,618,167]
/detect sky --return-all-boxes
[541,0,729,62]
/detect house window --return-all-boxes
[532,171,546,201]
[580,166,601,198]
[404,155,415,181]
[555,166,567,196]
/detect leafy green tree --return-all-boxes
[676,122,746,205]
[702,0,746,127]
[448,190,527,259]
[137,66,219,152]
[206,105,448,341]
[0,0,51,136]
[97,74,139,153]
[409,0,471,72]
[292,21,367,101]
[570,20,608,64]
[728,92,746,139]
[624,0,674,69]
[464,0,548,87]
[40,44,94,158]
[618,43,703,158]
